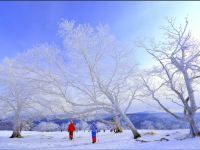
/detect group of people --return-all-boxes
[67,120,98,143]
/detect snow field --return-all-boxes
[0,130,200,149]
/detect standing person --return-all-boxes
[90,121,97,143]
[67,120,76,140]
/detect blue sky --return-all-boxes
[1,1,200,69]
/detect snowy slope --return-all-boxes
[0,130,200,149]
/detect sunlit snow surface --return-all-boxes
[0,130,199,149]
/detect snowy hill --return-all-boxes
[0,130,200,149]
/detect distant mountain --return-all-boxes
[1,112,200,130]
[126,112,189,129]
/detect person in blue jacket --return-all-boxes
[90,121,97,143]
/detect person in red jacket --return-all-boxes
[67,120,76,140]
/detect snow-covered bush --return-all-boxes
[21,121,35,131]
[96,122,108,130]
[76,121,89,130]
[155,122,166,130]
[34,122,60,132]
[60,123,69,131]
[140,121,155,129]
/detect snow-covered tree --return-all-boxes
[58,20,141,138]
[14,21,141,138]
[141,18,200,137]
[0,57,45,138]
[34,122,60,132]
[0,19,144,139]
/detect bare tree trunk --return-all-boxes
[10,113,22,138]
[118,109,140,139]
[188,115,200,137]
[122,114,141,139]
[10,130,22,138]
[113,116,122,133]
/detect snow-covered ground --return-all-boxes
[0,130,200,149]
